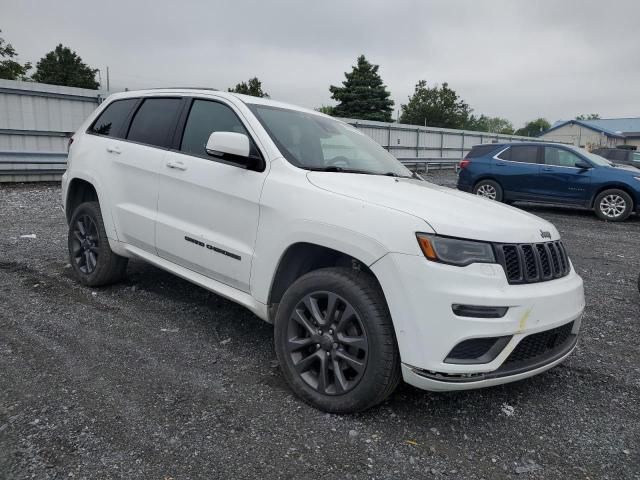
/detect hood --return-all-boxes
[307,173,560,244]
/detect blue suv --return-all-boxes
[457,142,640,222]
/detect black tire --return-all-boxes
[68,201,128,287]
[473,179,503,202]
[593,189,633,222]
[274,267,401,413]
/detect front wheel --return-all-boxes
[274,267,401,413]
[473,179,503,202]
[593,189,633,222]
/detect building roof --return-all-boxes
[543,117,640,139]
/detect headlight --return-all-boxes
[416,233,496,266]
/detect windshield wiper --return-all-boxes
[307,166,377,175]
[383,171,417,179]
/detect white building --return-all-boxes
[540,118,640,150]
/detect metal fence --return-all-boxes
[0,80,554,182]
[340,118,555,172]
[0,79,103,182]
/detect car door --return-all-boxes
[539,146,592,205]
[155,97,268,293]
[104,97,183,252]
[493,145,543,200]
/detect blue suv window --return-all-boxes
[544,147,582,168]
[499,145,539,163]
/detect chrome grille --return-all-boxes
[496,241,571,284]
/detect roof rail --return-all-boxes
[130,87,219,91]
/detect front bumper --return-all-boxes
[370,252,585,392]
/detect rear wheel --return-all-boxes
[274,267,400,413]
[68,201,128,286]
[594,189,633,222]
[473,179,503,202]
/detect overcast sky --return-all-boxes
[2,0,639,127]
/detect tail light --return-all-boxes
[460,158,471,169]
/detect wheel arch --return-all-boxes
[266,242,387,323]
[65,177,98,223]
[589,183,637,209]
[64,173,118,241]
[472,176,502,190]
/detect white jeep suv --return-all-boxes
[62,89,585,413]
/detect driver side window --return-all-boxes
[544,147,582,168]
[180,99,256,159]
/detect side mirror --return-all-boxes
[206,131,250,158]
[575,160,592,170]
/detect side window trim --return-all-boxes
[172,96,266,171]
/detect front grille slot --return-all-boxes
[497,241,570,285]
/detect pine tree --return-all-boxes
[32,44,99,89]
[329,55,394,122]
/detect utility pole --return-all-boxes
[106,66,110,92]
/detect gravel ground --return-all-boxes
[1,172,639,479]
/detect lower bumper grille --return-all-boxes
[502,321,575,367]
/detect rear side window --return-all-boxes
[467,144,498,158]
[180,100,249,157]
[88,99,138,138]
[127,98,183,148]
[499,146,539,163]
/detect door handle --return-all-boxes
[166,160,187,171]
[106,145,121,154]
[542,167,553,171]
[496,162,506,167]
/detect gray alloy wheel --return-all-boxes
[594,189,633,222]
[286,291,368,395]
[68,201,128,286]
[599,194,626,219]
[70,214,99,274]
[476,184,497,200]
[473,179,503,202]
[274,267,401,413]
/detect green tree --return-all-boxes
[329,55,394,122]
[576,113,600,120]
[514,118,551,137]
[228,77,269,97]
[0,29,31,80]
[32,44,99,89]
[466,115,514,134]
[399,80,472,129]
[315,105,335,115]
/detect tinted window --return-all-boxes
[501,146,539,163]
[613,150,630,162]
[127,98,182,148]
[180,100,249,157]
[89,99,137,138]
[544,147,583,167]
[467,144,498,158]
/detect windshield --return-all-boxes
[247,104,413,177]
[567,146,612,166]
